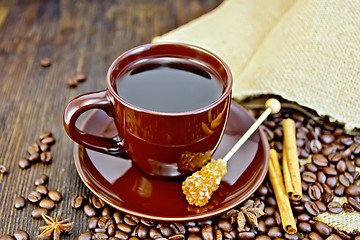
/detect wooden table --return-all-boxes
[0,0,223,237]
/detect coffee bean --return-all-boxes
[327,201,343,213]
[312,154,328,167]
[113,212,123,224]
[326,176,338,188]
[335,230,351,240]
[31,208,48,219]
[28,153,39,162]
[124,215,139,226]
[308,185,322,200]
[326,233,342,240]
[302,171,317,183]
[333,185,345,196]
[292,204,304,214]
[41,136,56,145]
[305,163,318,172]
[267,226,282,238]
[27,144,40,155]
[75,72,87,82]
[40,151,52,163]
[309,139,322,154]
[88,217,99,230]
[322,166,337,176]
[170,223,186,235]
[102,207,112,217]
[217,219,233,232]
[32,186,47,197]
[238,231,256,240]
[201,225,213,240]
[254,235,271,240]
[39,143,50,152]
[298,222,312,233]
[345,160,356,172]
[322,192,334,203]
[67,77,78,88]
[339,135,353,146]
[48,190,62,202]
[78,231,92,240]
[18,158,30,169]
[39,131,52,141]
[132,224,148,239]
[188,234,202,240]
[92,233,108,239]
[304,201,320,216]
[149,228,162,239]
[315,200,327,212]
[13,230,29,240]
[348,197,360,211]
[256,185,268,196]
[308,232,323,240]
[301,181,309,192]
[314,221,332,237]
[71,194,84,209]
[27,190,42,203]
[0,235,15,240]
[264,206,275,217]
[345,185,360,197]
[264,217,276,227]
[14,196,26,209]
[40,58,51,67]
[35,174,49,186]
[320,133,335,144]
[297,213,311,222]
[343,203,354,212]
[335,160,346,173]
[108,224,116,237]
[92,195,105,209]
[39,199,55,210]
[84,204,97,217]
[117,223,132,233]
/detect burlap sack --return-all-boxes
[152,0,360,131]
[153,0,360,233]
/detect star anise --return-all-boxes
[37,212,74,240]
[223,200,265,231]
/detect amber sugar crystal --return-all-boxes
[182,158,227,207]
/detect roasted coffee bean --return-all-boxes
[149,228,163,239]
[355,158,360,167]
[274,210,282,226]
[309,139,322,153]
[27,190,42,203]
[326,233,342,240]
[35,174,49,186]
[132,224,148,239]
[299,148,309,158]
[335,230,351,240]
[188,226,200,234]
[92,233,108,239]
[102,207,112,217]
[264,217,276,227]
[322,146,336,156]
[91,195,105,209]
[297,213,311,222]
[124,215,139,226]
[326,176,338,188]
[217,219,233,232]
[267,226,282,238]
[335,160,347,173]
[94,229,106,234]
[14,196,26,209]
[0,235,15,240]
[201,225,213,240]
[342,148,352,158]
[316,171,327,184]
[322,192,334,203]
[314,221,332,237]
[297,138,305,147]
[31,208,48,219]
[322,166,337,176]
[308,232,323,240]
[345,185,360,197]
[327,201,342,213]
[113,212,123,224]
[256,185,268,196]
[48,190,62,202]
[71,194,84,209]
[301,181,309,192]
[320,133,335,144]
[315,200,327,212]
[40,151,52,163]
[117,223,132,233]
[308,185,322,200]
[78,231,92,240]
[27,144,39,155]
[292,204,304,214]
[257,219,266,234]
[298,222,312,233]
[304,201,320,216]
[28,153,39,162]
[157,223,172,237]
[345,160,356,172]
[343,203,354,212]
[88,217,99,230]
[339,135,353,146]
[273,141,283,152]
[35,185,48,195]
[39,199,55,210]
[348,197,360,211]
[75,72,87,82]
[40,58,51,67]
[312,154,328,167]
[223,230,236,239]
[254,235,271,240]
[67,77,78,88]
[328,152,342,162]
[41,136,55,145]
[39,131,52,141]
[305,163,318,172]
[13,230,29,240]
[84,204,97,217]
[188,234,202,240]
[18,158,30,169]
[302,171,316,183]
[39,143,50,152]
[238,231,256,240]
[301,194,311,202]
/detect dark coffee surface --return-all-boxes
[116,58,223,113]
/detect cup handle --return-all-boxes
[63,90,124,155]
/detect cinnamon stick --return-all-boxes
[282,149,294,198]
[282,118,302,201]
[269,149,297,234]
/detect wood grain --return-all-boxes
[0,0,222,236]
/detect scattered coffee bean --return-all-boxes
[75,72,87,82]
[0,165,7,174]
[40,58,51,67]
[67,77,78,88]
[312,154,328,167]
[39,198,55,210]
[35,185,49,195]
[0,235,15,240]
[84,204,97,217]
[35,174,49,186]
[31,208,48,219]
[27,190,42,203]
[71,194,84,209]
[48,190,62,202]
[327,201,343,213]
[302,171,317,183]
[78,231,92,240]
[40,136,55,146]
[298,222,312,233]
[27,144,39,155]
[18,158,30,169]
[13,230,29,240]
[348,197,360,211]
[343,202,354,212]
[28,153,39,162]
[40,151,52,163]
[14,196,26,209]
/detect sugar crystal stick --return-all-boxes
[269,149,297,234]
[282,118,302,201]
[182,98,281,207]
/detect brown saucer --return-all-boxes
[73,101,269,222]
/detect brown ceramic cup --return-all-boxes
[63,43,232,179]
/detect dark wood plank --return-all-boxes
[0,0,222,236]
